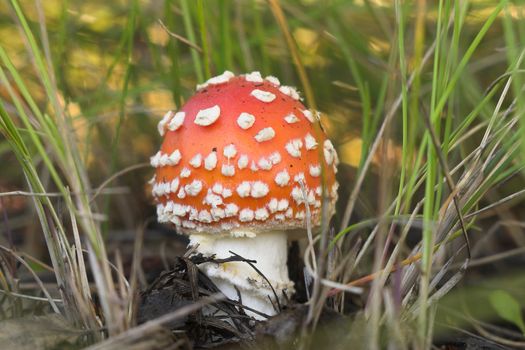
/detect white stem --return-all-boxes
[189,231,294,319]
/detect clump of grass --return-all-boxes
[0,0,136,343]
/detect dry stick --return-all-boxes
[303,235,363,295]
[456,245,525,269]
[157,19,203,52]
[80,249,130,290]
[442,305,525,343]
[445,114,518,194]
[339,39,437,233]
[0,289,62,303]
[470,219,521,258]
[227,251,281,313]
[327,251,425,296]
[478,50,525,162]
[90,163,149,202]
[472,319,525,348]
[18,252,54,272]
[72,106,167,130]
[0,188,129,198]
[422,112,471,258]
[472,185,525,219]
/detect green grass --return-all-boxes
[0,0,524,348]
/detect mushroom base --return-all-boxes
[189,231,294,319]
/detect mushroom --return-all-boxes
[151,71,339,318]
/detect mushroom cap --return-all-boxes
[151,71,339,235]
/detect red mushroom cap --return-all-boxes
[151,71,339,234]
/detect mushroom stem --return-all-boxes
[189,231,294,319]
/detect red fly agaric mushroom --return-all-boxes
[151,71,339,318]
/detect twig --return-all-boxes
[227,251,281,313]
[453,245,525,269]
[0,187,129,198]
[90,163,149,202]
[465,188,525,219]
[0,289,63,303]
[157,19,203,52]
